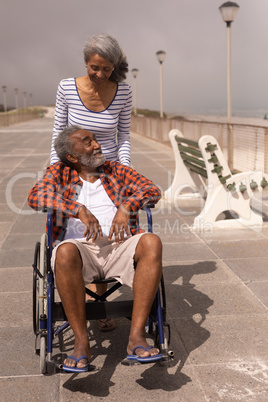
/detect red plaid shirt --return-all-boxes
[28,161,161,245]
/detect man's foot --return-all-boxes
[63,355,89,372]
[127,334,160,358]
[126,345,163,363]
[97,318,116,332]
[127,343,160,358]
[63,341,91,370]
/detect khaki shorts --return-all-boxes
[51,233,145,288]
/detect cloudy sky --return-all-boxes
[1,0,268,116]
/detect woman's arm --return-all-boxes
[50,81,68,164]
[117,84,132,166]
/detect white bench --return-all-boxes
[164,129,266,229]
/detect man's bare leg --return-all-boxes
[127,233,163,357]
[55,242,91,369]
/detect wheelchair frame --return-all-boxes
[32,206,173,374]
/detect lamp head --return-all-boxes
[156,50,166,64]
[131,68,139,78]
[219,2,240,25]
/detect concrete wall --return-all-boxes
[0,111,42,127]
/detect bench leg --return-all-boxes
[192,171,263,230]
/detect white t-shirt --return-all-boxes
[64,178,118,240]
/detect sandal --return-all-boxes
[97,318,116,332]
[63,355,89,372]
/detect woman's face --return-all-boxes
[85,53,114,85]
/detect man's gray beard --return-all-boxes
[79,152,106,167]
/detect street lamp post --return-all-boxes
[156,50,166,118]
[14,88,19,110]
[219,1,239,169]
[131,68,139,116]
[2,86,7,112]
[23,91,27,110]
[29,93,33,107]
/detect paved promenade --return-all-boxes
[0,115,268,401]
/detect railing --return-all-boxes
[131,115,268,174]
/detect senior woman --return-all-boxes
[50,33,132,166]
[50,34,133,332]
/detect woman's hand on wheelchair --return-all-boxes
[78,205,103,242]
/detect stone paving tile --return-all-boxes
[0,156,25,169]
[192,361,268,401]
[162,243,217,262]
[0,292,32,327]
[0,376,60,402]
[0,326,45,376]
[198,281,268,316]
[0,248,33,268]
[224,257,268,282]
[247,282,268,307]
[259,225,268,238]
[9,213,46,235]
[0,267,32,292]
[163,259,241,287]
[2,233,42,250]
[206,239,268,259]
[173,314,268,365]
[166,282,267,319]
[0,209,17,223]
[159,230,200,244]
[0,221,12,245]
[199,226,267,241]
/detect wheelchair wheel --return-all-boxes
[33,241,40,336]
[32,234,48,373]
[40,336,47,374]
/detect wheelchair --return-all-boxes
[32,205,174,374]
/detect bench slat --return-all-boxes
[175,136,199,148]
[184,160,208,178]
[180,152,206,168]
[178,144,203,158]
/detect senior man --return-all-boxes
[28,125,163,372]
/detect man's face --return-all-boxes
[69,130,106,168]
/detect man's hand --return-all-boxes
[108,204,131,243]
[78,205,103,242]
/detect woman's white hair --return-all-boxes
[83,33,128,82]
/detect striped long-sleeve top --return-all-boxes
[50,78,132,166]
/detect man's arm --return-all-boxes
[119,165,161,211]
[106,163,162,242]
[28,164,104,242]
[28,164,82,218]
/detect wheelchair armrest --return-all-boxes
[141,202,155,210]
